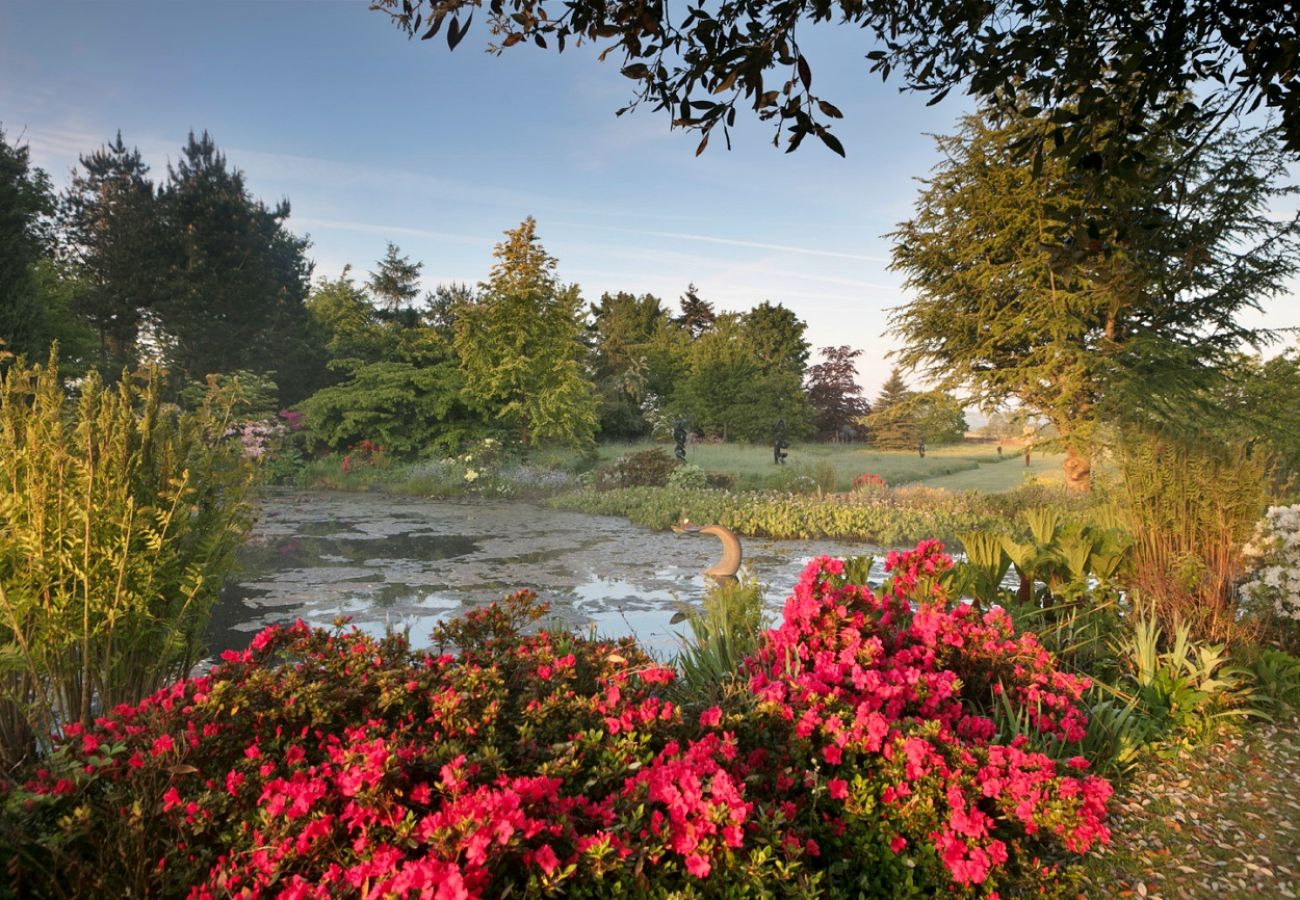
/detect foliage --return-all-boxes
[2,549,1114,897]
[586,291,679,439]
[1114,434,1271,645]
[304,267,389,367]
[740,301,809,378]
[1115,613,1263,745]
[0,352,255,770]
[862,367,916,450]
[674,312,812,443]
[302,357,477,457]
[670,576,769,703]
[673,283,715,338]
[550,484,1026,544]
[454,218,597,447]
[889,111,1300,492]
[0,126,55,362]
[1246,649,1300,710]
[372,0,1300,175]
[805,345,870,441]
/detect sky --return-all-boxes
[2,1,1297,398]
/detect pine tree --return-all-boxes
[453,217,597,446]
[863,368,917,450]
[675,283,716,339]
[154,132,315,401]
[368,242,423,315]
[59,132,161,375]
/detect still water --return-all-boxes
[209,490,892,659]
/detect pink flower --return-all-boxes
[699,706,723,728]
[684,853,711,878]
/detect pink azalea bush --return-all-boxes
[1,543,1111,897]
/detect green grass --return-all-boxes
[595,439,1058,493]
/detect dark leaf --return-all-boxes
[818,128,846,157]
[797,55,812,91]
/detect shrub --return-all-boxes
[2,548,1113,897]
[666,464,709,491]
[0,353,255,769]
[1240,504,1300,649]
[592,447,678,490]
[1113,435,1270,644]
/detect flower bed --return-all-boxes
[2,544,1112,898]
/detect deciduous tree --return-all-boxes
[805,345,870,441]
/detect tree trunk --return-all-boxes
[1062,445,1092,493]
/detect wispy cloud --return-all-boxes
[553,220,889,262]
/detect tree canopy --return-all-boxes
[371,0,1300,170]
[888,110,1300,490]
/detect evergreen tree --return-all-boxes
[59,132,161,376]
[588,291,675,437]
[863,368,917,450]
[0,127,54,360]
[805,345,870,441]
[674,283,716,339]
[453,217,597,446]
[154,132,315,402]
[889,109,1300,490]
[422,282,475,337]
[368,242,423,315]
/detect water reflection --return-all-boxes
[209,490,891,660]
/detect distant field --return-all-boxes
[594,440,1062,493]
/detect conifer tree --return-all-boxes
[889,109,1300,491]
[863,367,917,450]
[453,217,597,446]
[368,242,423,315]
[674,283,716,339]
[59,132,161,375]
[154,132,315,402]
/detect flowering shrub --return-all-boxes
[743,542,1110,895]
[852,471,887,490]
[1241,505,1300,623]
[2,546,1111,897]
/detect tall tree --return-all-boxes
[368,242,423,315]
[0,127,54,360]
[453,217,597,446]
[59,132,161,375]
[889,110,1300,491]
[155,132,315,402]
[805,345,870,441]
[742,301,810,377]
[588,291,674,438]
[674,283,715,339]
[675,312,811,442]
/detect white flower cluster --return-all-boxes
[1240,505,1300,621]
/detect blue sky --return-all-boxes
[2,1,1296,397]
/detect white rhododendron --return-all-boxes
[1240,505,1300,621]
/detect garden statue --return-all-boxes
[673,419,688,462]
[918,437,926,458]
[997,444,1003,458]
[772,418,789,464]
[672,518,742,581]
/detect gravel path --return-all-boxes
[1078,715,1300,899]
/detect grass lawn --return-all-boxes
[595,439,1063,493]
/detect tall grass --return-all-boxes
[0,354,255,769]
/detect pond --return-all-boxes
[208,490,894,660]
